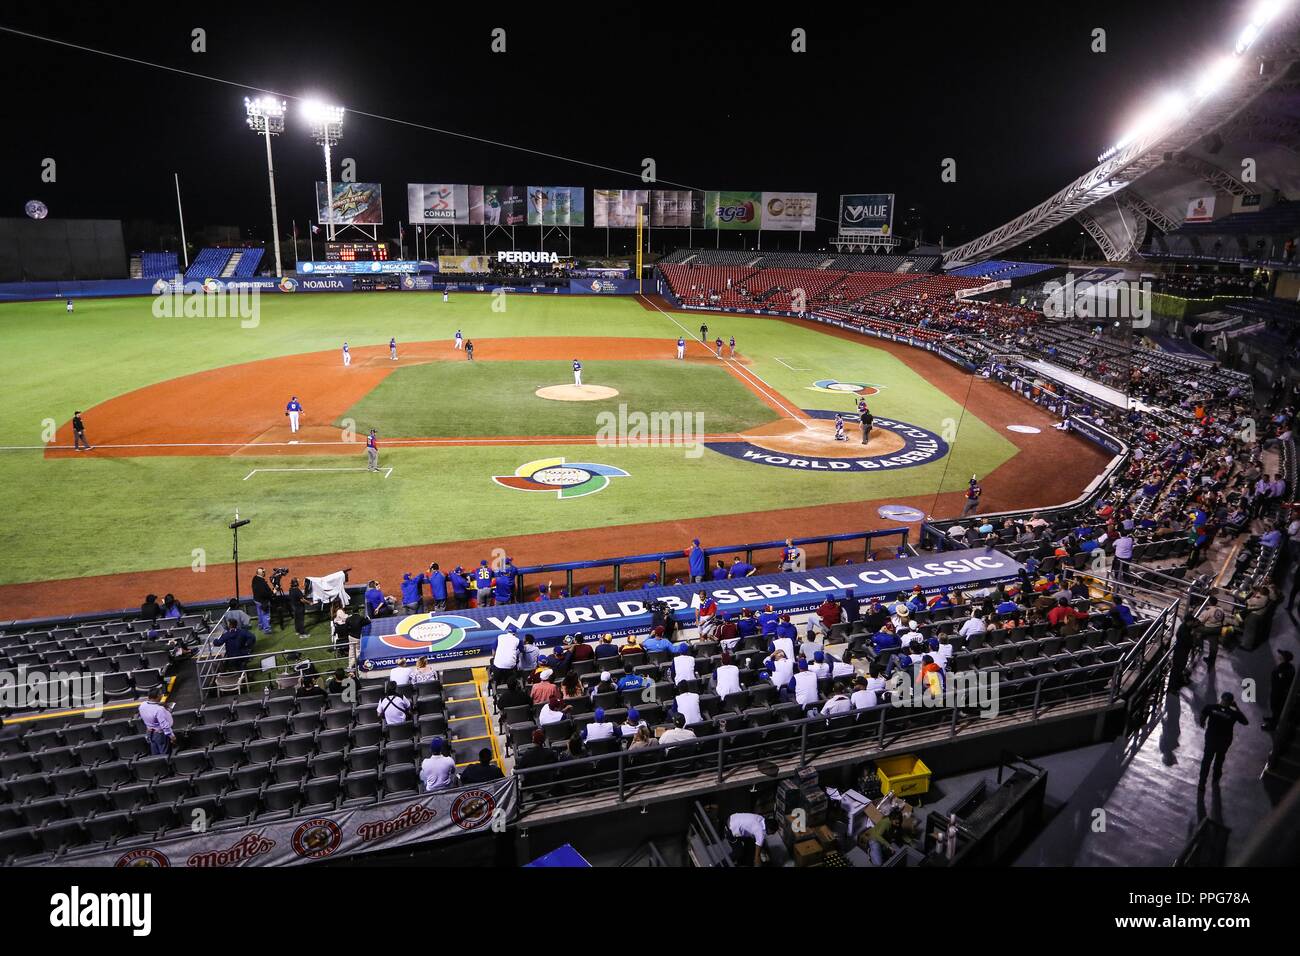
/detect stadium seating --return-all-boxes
[138,252,179,280]
[946,260,1058,280]
[183,248,234,282]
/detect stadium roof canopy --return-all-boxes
[943,5,1300,266]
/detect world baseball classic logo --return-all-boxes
[492,457,629,499]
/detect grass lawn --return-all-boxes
[338,359,781,436]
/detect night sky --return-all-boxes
[0,0,1245,254]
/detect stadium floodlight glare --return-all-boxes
[245,96,287,277]
[1194,56,1239,99]
[301,99,346,240]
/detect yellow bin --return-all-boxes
[875,754,932,798]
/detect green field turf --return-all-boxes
[0,293,1019,586]
[339,359,781,437]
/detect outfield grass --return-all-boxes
[0,293,1020,585]
[339,359,781,437]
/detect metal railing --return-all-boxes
[513,602,1177,815]
[195,637,352,699]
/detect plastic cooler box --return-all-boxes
[875,754,932,798]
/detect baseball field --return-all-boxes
[0,291,1113,612]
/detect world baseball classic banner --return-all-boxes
[53,779,516,868]
[358,549,1022,668]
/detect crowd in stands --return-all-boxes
[1153,270,1268,299]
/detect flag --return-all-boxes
[310,224,320,235]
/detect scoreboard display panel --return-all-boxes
[325,242,389,262]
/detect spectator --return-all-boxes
[530,668,558,705]
[376,682,412,725]
[659,713,697,748]
[538,695,569,726]
[296,674,327,702]
[138,688,175,755]
[410,657,437,685]
[460,748,504,784]
[515,730,559,770]
[627,724,658,750]
[140,594,163,624]
[593,633,620,660]
[583,707,616,741]
[419,738,458,792]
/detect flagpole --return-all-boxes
[309,226,315,261]
[174,173,189,268]
[292,221,300,265]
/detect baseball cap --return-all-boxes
[539,668,554,681]
[594,708,605,721]
[600,671,611,682]
[626,708,639,722]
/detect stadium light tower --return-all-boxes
[244,96,286,277]
[302,100,345,240]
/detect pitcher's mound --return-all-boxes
[535,384,620,402]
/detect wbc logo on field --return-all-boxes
[808,379,882,396]
[492,457,629,499]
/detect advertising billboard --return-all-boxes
[482,186,528,226]
[761,191,817,231]
[838,193,894,236]
[649,190,704,228]
[1184,196,1216,223]
[525,186,586,227]
[438,255,492,274]
[703,191,761,230]
[407,184,485,225]
[315,182,384,226]
[592,188,648,228]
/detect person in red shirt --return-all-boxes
[1047,596,1089,631]
[813,596,841,637]
[570,635,595,662]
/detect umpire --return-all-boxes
[860,407,874,444]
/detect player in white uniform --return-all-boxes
[286,396,303,433]
[453,329,463,350]
[834,414,847,441]
[572,359,583,386]
[342,342,351,366]
[389,337,398,361]
[676,337,685,359]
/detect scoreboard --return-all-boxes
[325,242,389,262]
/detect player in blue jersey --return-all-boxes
[676,336,686,359]
[285,396,303,433]
[572,359,583,386]
[454,328,463,350]
[342,342,351,366]
[389,337,398,361]
[729,335,736,357]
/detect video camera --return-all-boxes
[270,567,290,593]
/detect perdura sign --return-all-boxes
[357,548,1021,667]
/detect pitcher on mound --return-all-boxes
[573,359,583,386]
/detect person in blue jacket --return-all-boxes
[474,560,494,606]
[729,555,756,578]
[427,563,448,612]
[686,538,707,583]
[871,626,902,655]
[493,558,517,605]
[400,571,427,614]
[757,605,779,637]
[774,614,798,643]
[449,566,469,609]
[711,559,729,581]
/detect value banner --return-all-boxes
[838,193,894,235]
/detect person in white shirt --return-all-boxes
[672,644,697,685]
[959,613,987,640]
[376,684,412,725]
[829,655,856,680]
[809,650,831,679]
[389,659,415,686]
[659,714,697,747]
[727,811,770,866]
[766,650,794,688]
[674,689,703,726]
[820,684,852,715]
[537,697,568,726]
[771,635,796,661]
[418,737,458,792]
[492,629,522,673]
[713,653,742,700]
[583,707,616,741]
[791,660,820,708]
[619,707,647,737]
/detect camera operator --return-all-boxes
[251,567,274,635]
[269,567,292,630]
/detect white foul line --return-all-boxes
[243,466,393,480]
[641,297,811,428]
[773,357,811,371]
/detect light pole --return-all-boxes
[302,100,345,241]
[244,96,286,277]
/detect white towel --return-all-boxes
[307,571,350,607]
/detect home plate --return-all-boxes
[1007,425,1041,434]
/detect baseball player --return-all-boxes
[677,336,686,360]
[454,329,463,350]
[285,396,303,433]
[962,476,982,516]
[466,340,474,361]
[573,359,583,386]
[714,336,724,358]
[342,342,351,367]
[443,289,449,304]
[834,414,847,442]
[729,335,736,357]
[389,337,398,361]
[366,429,379,472]
[65,298,74,314]
[857,396,868,415]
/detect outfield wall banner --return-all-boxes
[399,274,437,291]
[438,255,491,274]
[407,184,484,225]
[761,192,817,231]
[53,779,516,868]
[297,260,424,275]
[838,193,894,235]
[483,185,528,226]
[569,277,641,294]
[592,188,648,228]
[315,182,384,226]
[280,276,354,292]
[703,191,761,230]
[650,190,704,228]
[526,186,586,227]
[358,549,1021,667]
[1184,195,1215,223]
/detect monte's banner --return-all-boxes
[407,184,485,225]
[761,191,817,231]
[482,185,528,226]
[315,182,384,226]
[703,191,761,230]
[438,255,492,274]
[838,193,894,236]
[50,779,516,867]
[527,186,586,226]
[650,189,704,228]
[358,548,1022,668]
[593,188,648,228]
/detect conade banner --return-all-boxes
[52,778,516,867]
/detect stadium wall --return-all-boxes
[0,218,127,282]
